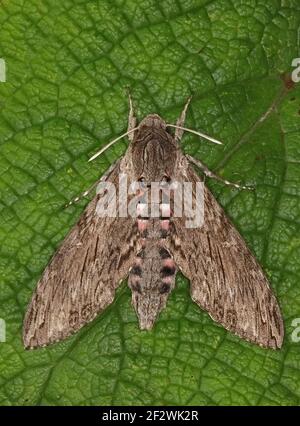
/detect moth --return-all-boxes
[23,96,284,349]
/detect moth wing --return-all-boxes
[168,162,284,348]
[23,161,137,349]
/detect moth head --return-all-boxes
[138,114,167,130]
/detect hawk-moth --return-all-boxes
[23,97,284,349]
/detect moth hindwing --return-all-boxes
[23,98,284,349]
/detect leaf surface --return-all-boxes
[0,0,300,406]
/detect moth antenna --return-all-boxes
[88,126,139,162]
[166,124,223,145]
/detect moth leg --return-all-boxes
[127,90,137,141]
[186,154,254,190]
[175,96,192,143]
[65,159,121,208]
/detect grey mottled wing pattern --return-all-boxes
[167,162,284,349]
[23,162,137,349]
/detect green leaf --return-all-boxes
[0,0,300,406]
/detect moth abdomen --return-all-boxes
[128,241,176,330]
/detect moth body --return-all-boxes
[125,114,180,330]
